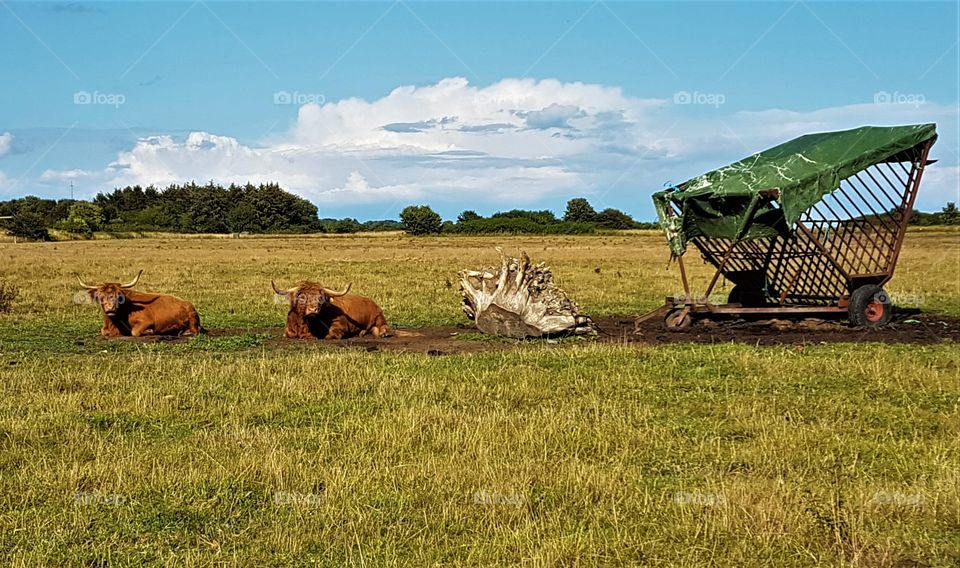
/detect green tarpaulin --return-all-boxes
[653,124,937,256]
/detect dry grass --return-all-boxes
[1,229,957,330]
[0,230,958,566]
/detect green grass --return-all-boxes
[1,344,957,566]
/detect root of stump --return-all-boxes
[459,248,597,338]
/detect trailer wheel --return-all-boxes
[665,309,692,330]
[849,285,892,327]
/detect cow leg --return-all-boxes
[130,321,154,337]
[324,322,349,340]
[101,318,124,337]
[184,310,202,336]
[371,315,391,338]
[101,325,122,338]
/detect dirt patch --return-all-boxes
[109,310,959,353]
[608,310,960,347]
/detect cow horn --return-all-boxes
[75,273,97,290]
[322,283,352,297]
[121,270,143,289]
[272,281,298,295]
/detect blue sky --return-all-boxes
[1,1,957,220]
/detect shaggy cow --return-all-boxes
[273,280,390,339]
[76,270,202,337]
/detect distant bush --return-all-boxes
[490,209,559,225]
[444,217,594,235]
[595,208,637,230]
[911,202,959,226]
[57,201,104,238]
[400,205,443,236]
[0,280,19,313]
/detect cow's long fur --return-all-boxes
[282,281,389,339]
[88,284,201,337]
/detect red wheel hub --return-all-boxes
[864,301,886,322]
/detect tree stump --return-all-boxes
[459,248,596,338]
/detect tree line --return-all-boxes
[0,182,956,241]
[399,198,656,236]
[0,183,402,240]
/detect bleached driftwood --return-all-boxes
[459,248,596,338]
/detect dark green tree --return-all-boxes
[563,198,597,223]
[594,208,637,229]
[457,210,482,223]
[941,202,959,225]
[227,202,260,232]
[62,202,104,238]
[6,212,50,241]
[400,205,443,236]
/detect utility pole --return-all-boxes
[70,181,74,201]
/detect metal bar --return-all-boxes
[821,193,882,273]
[886,140,932,277]
[844,175,899,234]
[861,167,902,211]
[702,240,739,302]
[677,254,692,306]
[832,191,889,275]
[705,305,847,314]
[796,221,852,282]
[850,170,902,232]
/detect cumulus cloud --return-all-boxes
[37,76,959,216]
[0,133,12,158]
[519,103,586,130]
[39,168,94,182]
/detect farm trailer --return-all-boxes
[651,123,938,329]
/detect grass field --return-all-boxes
[1,230,958,566]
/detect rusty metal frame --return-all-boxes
[663,138,934,319]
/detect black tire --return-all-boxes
[665,308,692,330]
[848,285,892,327]
[728,284,766,307]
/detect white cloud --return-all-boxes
[37,77,960,216]
[39,168,94,182]
[0,132,12,158]
[919,165,960,204]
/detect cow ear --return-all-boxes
[87,289,97,300]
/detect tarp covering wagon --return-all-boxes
[653,124,937,328]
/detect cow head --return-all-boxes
[273,280,351,317]
[76,270,143,315]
